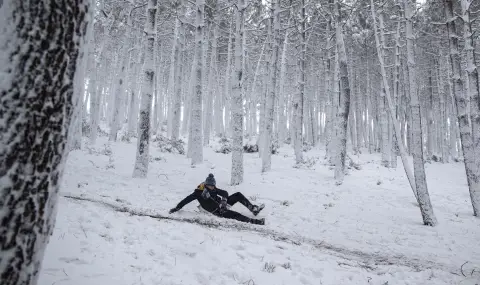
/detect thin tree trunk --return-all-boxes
[224,21,233,138]
[262,0,280,172]
[404,0,437,226]
[333,0,351,183]
[172,1,185,141]
[370,0,418,199]
[190,0,205,165]
[325,17,334,160]
[294,0,306,164]
[231,0,245,185]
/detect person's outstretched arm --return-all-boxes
[169,190,201,213]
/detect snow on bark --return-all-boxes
[109,44,129,141]
[190,0,205,165]
[427,71,435,160]
[262,0,280,173]
[213,23,224,137]
[370,0,417,200]
[88,22,100,145]
[278,17,290,145]
[172,0,185,141]
[459,0,480,216]
[294,0,306,165]
[333,0,351,184]
[0,0,89,284]
[436,58,448,162]
[204,20,218,146]
[224,21,233,138]
[133,0,157,178]
[404,0,437,226]
[380,84,390,167]
[250,34,268,138]
[391,20,402,168]
[231,0,245,185]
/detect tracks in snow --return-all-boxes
[62,194,461,276]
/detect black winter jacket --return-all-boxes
[175,183,229,213]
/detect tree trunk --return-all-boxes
[231,0,245,185]
[0,0,89,283]
[190,0,205,165]
[262,0,280,172]
[370,0,417,199]
[224,21,233,138]
[333,0,351,184]
[172,1,185,141]
[294,0,306,164]
[88,20,100,145]
[324,17,334,160]
[133,0,157,178]
[404,0,437,226]
[459,0,480,216]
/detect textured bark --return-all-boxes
[109,43,129,141]
[172,1,185,141]
[133,0,157,178]
[213,23,224,137]
[204,21,217,146]
[88,22,100,145]
[380,86,390,167]
[278,18,290,145]
[391,21,402,168]
[223,21,233,138]
[404,0,437,226]
[427,71,435,159]
[294,0,306,164]
[231,0,245,185]
[459,0,480,216]
[190,0,205,165]
[333,0,351,183]
[0,1,89,284]
[370,0,417,198]
[324,17,334,160]
[378,12,390,168]
[262,0,280,172]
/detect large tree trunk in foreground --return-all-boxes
[0,1,89,284]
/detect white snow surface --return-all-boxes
[39,137,480,285]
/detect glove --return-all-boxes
[169,207,179,214]
[218,198,228,213]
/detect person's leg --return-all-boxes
[227,192,253,208]
[227,192,265,216]
[220,209,265,225]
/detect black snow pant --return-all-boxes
[213,193,261,224]
[226,192,254,211]
[216,209,254,223]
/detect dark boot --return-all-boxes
[251,218,265,225]
[251,204,265,216]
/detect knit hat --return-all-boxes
[205,173,216,186]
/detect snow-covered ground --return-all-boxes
[39,136,480,285]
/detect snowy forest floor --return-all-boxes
[39,136,480,285]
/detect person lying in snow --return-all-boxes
[169,173,265,225]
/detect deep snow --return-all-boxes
[39,136,480,285]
